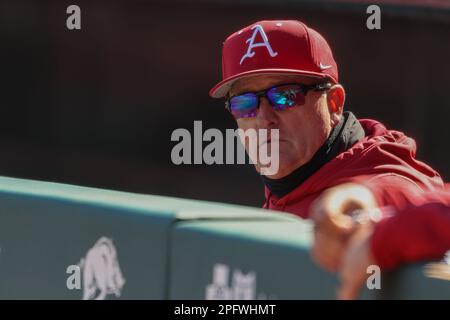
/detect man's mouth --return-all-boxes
[259,138,285,147]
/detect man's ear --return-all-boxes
[327,84,345,115]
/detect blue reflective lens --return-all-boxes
[229,93,258,118]
[228,84,307,119]
[267,85,304,110]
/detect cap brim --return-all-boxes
[209,68,332,98]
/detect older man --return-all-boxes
[209,20,445,290]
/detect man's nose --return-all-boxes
[256,97,278,128]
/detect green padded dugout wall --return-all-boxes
[169,220,338,299]
[0,176,448,299]
[169,220,450,299]
[0,176,287,299]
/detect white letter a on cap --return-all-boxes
[240,25,278,65]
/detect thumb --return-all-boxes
[337,224,375,300]
[312,183,377,232]
[337,279,361,300]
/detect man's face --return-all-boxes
[229,75,341,179]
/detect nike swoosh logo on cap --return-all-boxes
[319,62,333,70]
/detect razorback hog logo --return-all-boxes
[79,237,126,300]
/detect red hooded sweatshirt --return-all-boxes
[371,188,450,270]
[263,118,445,269]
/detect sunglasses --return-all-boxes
[225,82,332,119]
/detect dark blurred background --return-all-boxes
[0,0,449,207]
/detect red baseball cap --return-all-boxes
[209,20,338,98]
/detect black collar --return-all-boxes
[261,112,365,198]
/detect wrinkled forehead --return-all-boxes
[229,74,321,96]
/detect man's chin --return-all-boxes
[257,163,290,179]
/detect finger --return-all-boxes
[310,198,328,224]
[312,207,352,236]
[337,268,362,300]
[311,195,358,236]
[311,231,345,272]
[338,270,364,300]
[337,283,356,300]
[311,236,333,270]
[337,226,375,300]
[311,247,338,273]
[329,212,355,234]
